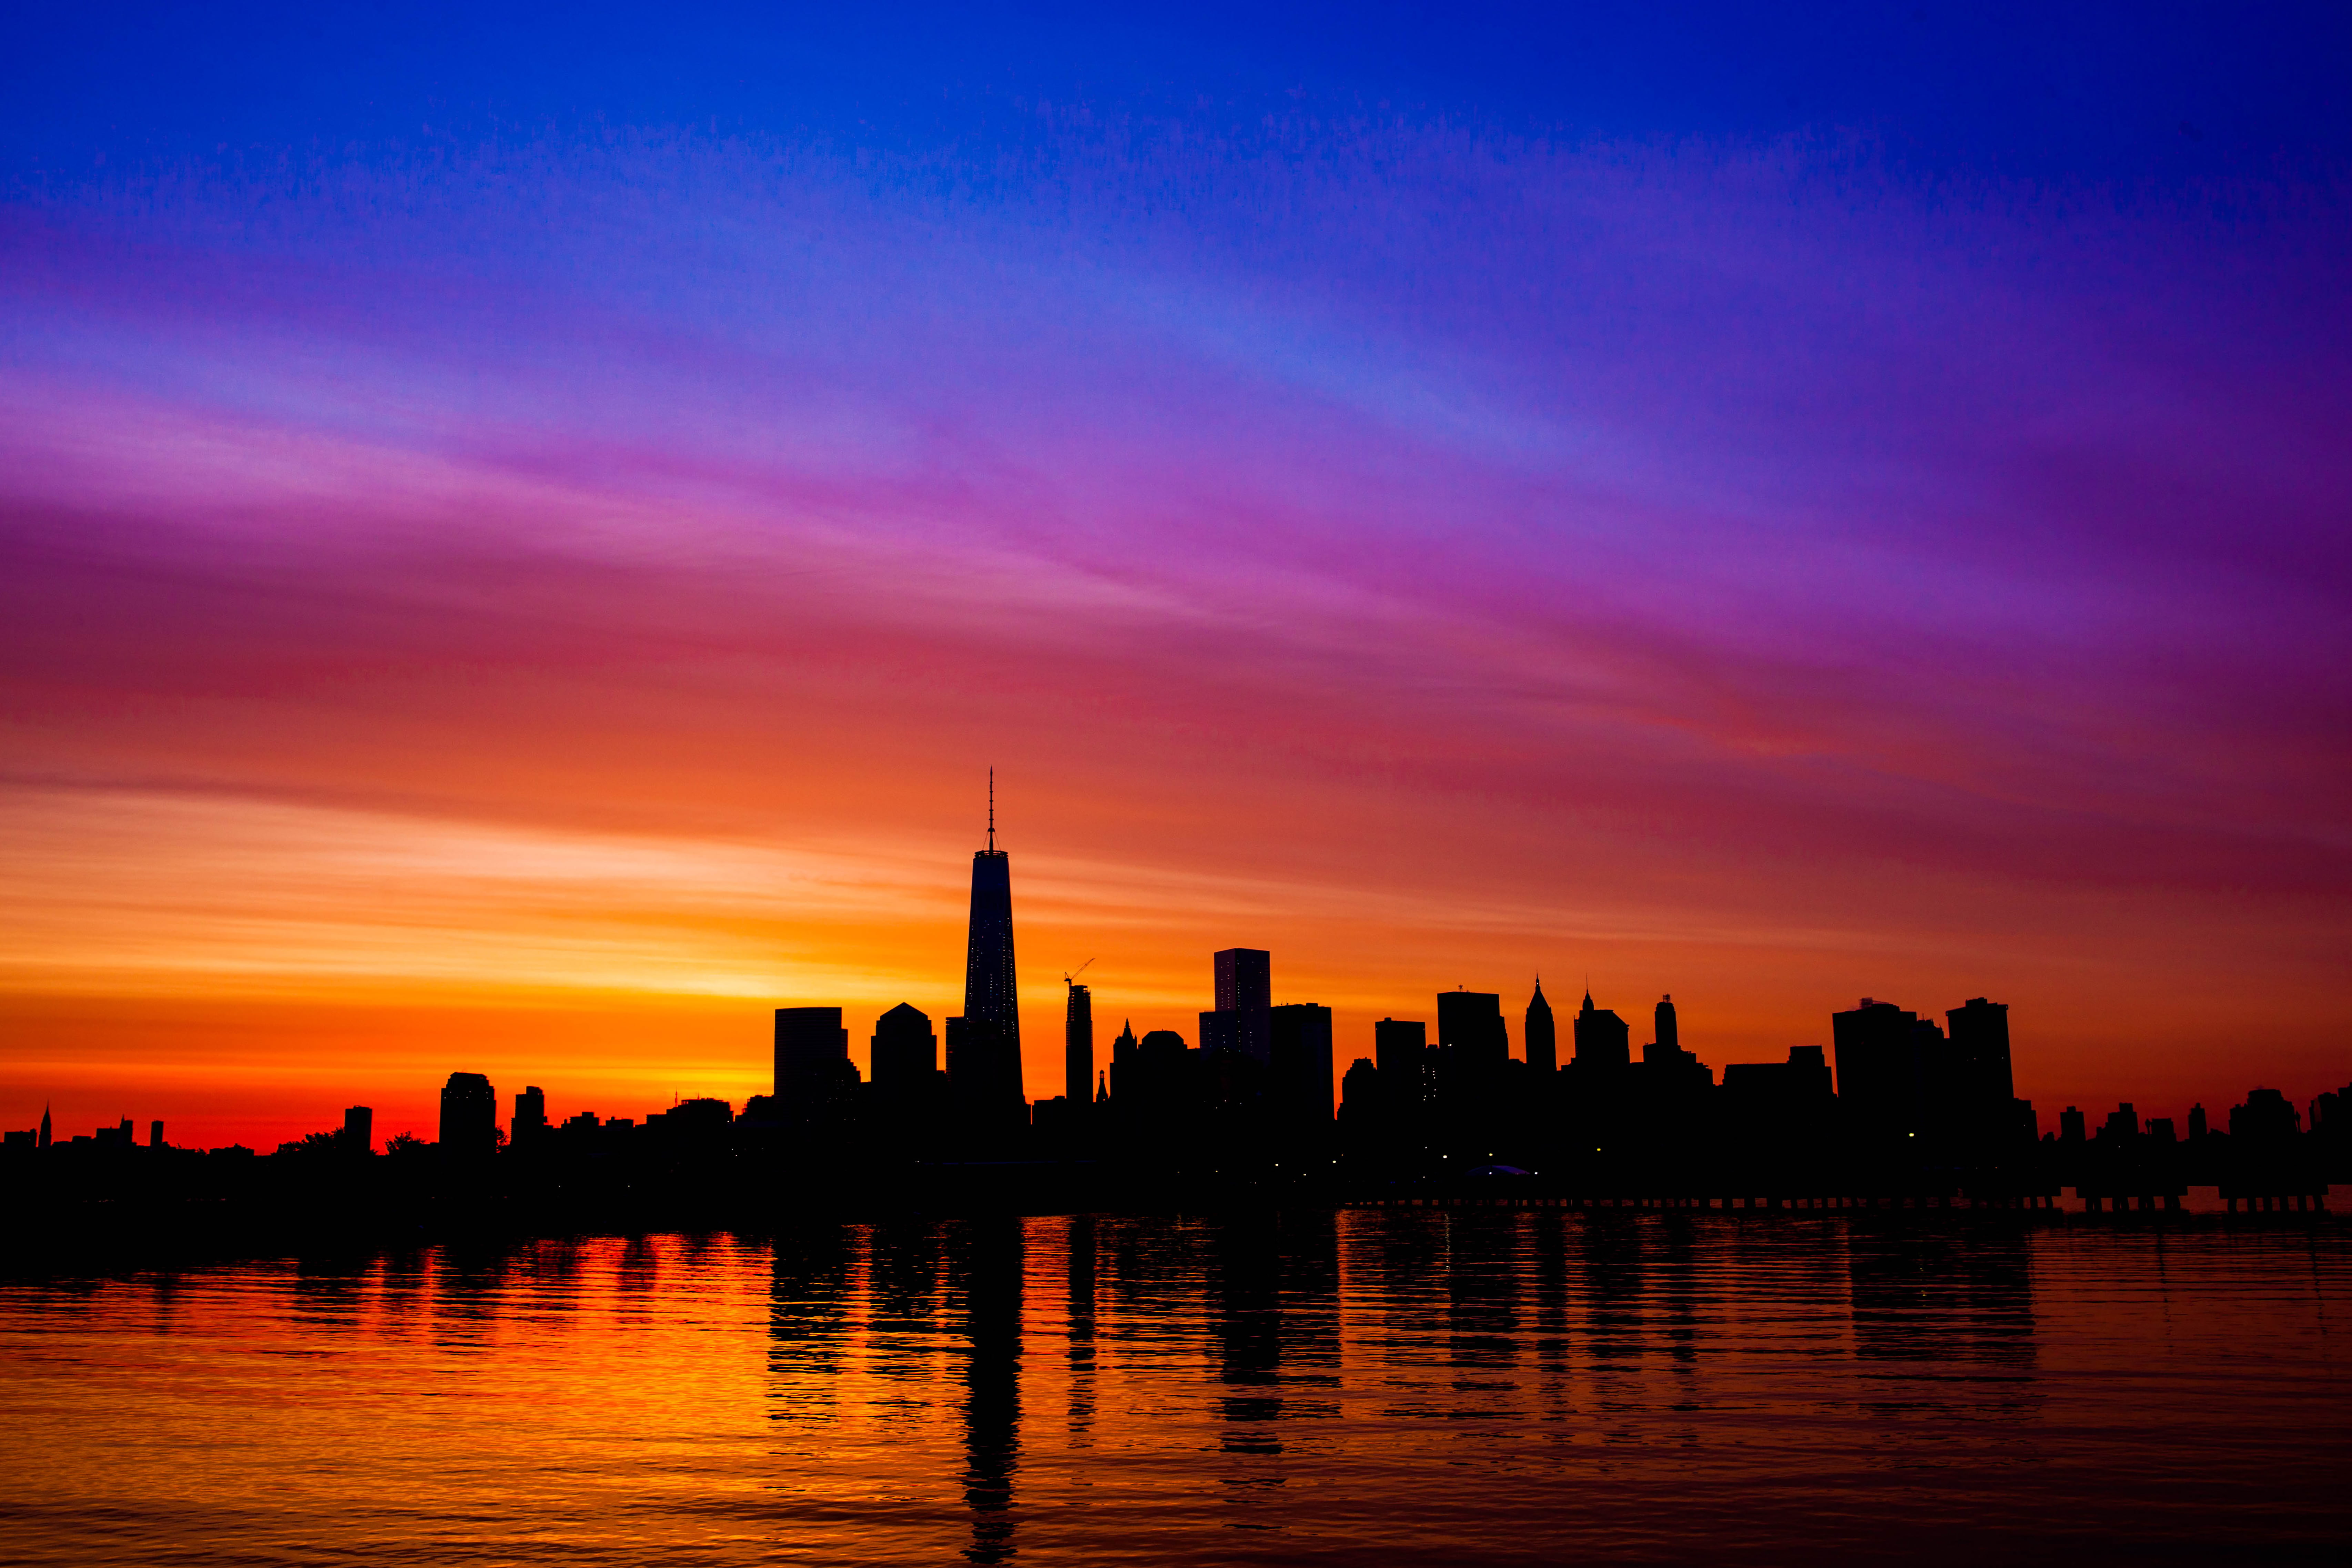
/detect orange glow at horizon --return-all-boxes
[3,773,2341,1151]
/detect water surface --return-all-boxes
[3,1212,2345,1564]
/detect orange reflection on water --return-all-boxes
[2,1213,2348,1565]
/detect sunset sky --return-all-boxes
[4,4,2349,1149]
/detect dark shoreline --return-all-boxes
[5,1181,2336,1283]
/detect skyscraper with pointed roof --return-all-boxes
[1525,980,1557,1073]
[956,770,1025,1129]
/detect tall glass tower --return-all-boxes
[960,771,1024,1122]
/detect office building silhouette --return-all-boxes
[872,1003,937,1094]
[1216,948,1271,1013]
[439,1072,497,1157]
[1107,1019,1138,1103]
[1438,990,1507,1071]
[1721,1045,1833,1124]
[513,1086,547,1147]
[1269,1002,1335,1142]
[343,1104,373,1152]
[149,1119,164,1149]
[1065,983,1093,1111]
[1571,991,1630,1069]
[1203,948,1273,1063]
[958,776,1025,1128]
[2231,1088,2299,1144]
[1831,999,1935,1142]
[775,1007,852,1122]
[1524,981,1556,1074]
[1374,1018,1427,1077]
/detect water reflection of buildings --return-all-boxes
[953,1217,1024,1566]
[1847,1231,2037,1382]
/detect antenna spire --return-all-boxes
[988,767,995,852]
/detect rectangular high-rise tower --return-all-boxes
[1437,989,1507,1069]
[1065,982,1093,1110]
[1204,947,1273,1063]
[1214,949,1270,1013]
[775,1006,850,1109]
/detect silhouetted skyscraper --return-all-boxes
[960,775,1025,1124]
[1374,1018,1429,1122]
[1831,999,1933,1141]
[1524,981,1556,1073]
[1065,982,1093,1111]
[513,1086,547,1146]
[439,1072,497,1157]
[1203,948,1273,1062]
[1572,991,1630,1069]
[1430,992,1505,1091]
[1438,990,1507,1070]
[1654,994,1679,1055]
[872,1003,937,1094]
[343,1104,373,1152]
[38,1104,50,1150]
[148,1119,164,1149]
[775,1006,851,1115]
[1108,1019,1138,1102]
[1945,997,2017,1149]
[2230,1087,2299,1144]
[1269,1002,1335,1141]
[1374,1018,1426,1075]
[1215,949,1270,1013]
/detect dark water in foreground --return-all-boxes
[1,1212,2346,1565]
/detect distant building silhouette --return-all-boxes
[148,1119,165,1149]
[1202,948,1273,1063]
[775,1007,853,1122]
[1339,1056,1379,1131]
[872,1003,938,1093]
[1269,1002,1335,1144]
[1831,999,1940,1142]
[2059,1105,2086,1143]
[1438,990,1507,1072]
[439,1072,497,1157]
[1721,1045,1833,1127]
[1374,1018,1429,1122]
[1571,991,1630,1069]
[1065,982,1094,1111]
[513,1086,547,1147]
[1108,1019,1139,1102]
[1524,982,1556,1074]
[343,1105,373,1152]
[2230,1087,2299,1144]
[39,1104,50,1150]
[1216,948,1271,1013]
[2188,1103,2209,1140]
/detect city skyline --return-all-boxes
[9,800,2341,1156]
[5,6,2349,1153]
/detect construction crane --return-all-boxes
[1063,958,1096,987]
